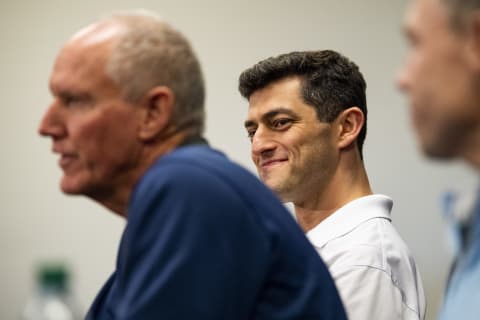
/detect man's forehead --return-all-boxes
[403,0,423,27]
[55,21,124,71]
[409,0,459,41]
[68,21,125,48]
[49,31,117,94]
[54,40,107,74]
[249,78,302,106]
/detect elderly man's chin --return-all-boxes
[60,176,89,196]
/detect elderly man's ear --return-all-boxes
[336,107,364,151]
[138,86,175,141]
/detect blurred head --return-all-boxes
[397,0,480,166]
[440,0,480,28]
[38,11,205,206]
[239,50,367,202]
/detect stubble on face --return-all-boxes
[247,78,337,205]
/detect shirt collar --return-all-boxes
[179,135,209,147]
[442,185,480,255]
[306,194,393,249]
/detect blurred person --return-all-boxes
[38,11,348,320]
[239,50,426,320]
[397,0,480,318]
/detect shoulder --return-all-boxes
[320,217,416,275]
[138,146,261,194]
[319,218,425,317]
[129,145,293,236]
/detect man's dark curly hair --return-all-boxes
[238,50,367,159]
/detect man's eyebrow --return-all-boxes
[244,107,297,129]
[244,119,256,129]
[54,88,92,101]
[262,108,296,119]
[401,22,414,40]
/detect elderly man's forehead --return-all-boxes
[68,21,126,47]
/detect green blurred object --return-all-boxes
[21,262,81,320]
[38,264,69,292]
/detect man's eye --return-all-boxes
[61,94,91,109]
[62,96,78,107]
[247,129,256,141]
[64,97,78,106]
[405,29,419,48]
[272,118,292,129]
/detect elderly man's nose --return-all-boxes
[38,103,65,138]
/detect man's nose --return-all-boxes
[38,102,66,139]
[251,127,277,158]
[395,63,411,93]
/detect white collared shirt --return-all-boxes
[306,195,426,320]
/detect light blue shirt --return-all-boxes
[439,186,480,320]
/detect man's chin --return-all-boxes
[60,178,85,195]
[420,141,458,161]
[265,183,291,202]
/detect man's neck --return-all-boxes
[294,163,373,232]
[463,128,480,170]
[94,130,192,217]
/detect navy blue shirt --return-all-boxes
[87,144,346,319]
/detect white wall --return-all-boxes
[1,1,477,319]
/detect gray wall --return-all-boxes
[1,1,477,319]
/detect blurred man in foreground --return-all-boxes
[38,11,347,320]
[398,0,480,318]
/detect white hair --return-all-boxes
[102,10,205,134]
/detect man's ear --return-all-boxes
[336,107,364,151]
[466,11,480,71]
[138,86,175,141]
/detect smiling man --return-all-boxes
[397,0,480,319]
[239,50,426,320]
[38,12,348,319]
